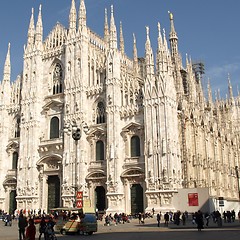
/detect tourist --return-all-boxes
[18,212,28,240]
[26,218,36,240]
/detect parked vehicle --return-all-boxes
[60,213,97,235]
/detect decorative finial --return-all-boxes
[146,26,149,37]
[168,10,173,20]
[163,28,166,38]
[158,22,161,37]
[111,5,114,15]
[133,33,136,43]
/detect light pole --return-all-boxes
[71,124,81,207]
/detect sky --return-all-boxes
[0,0,240,98]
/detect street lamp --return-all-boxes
[64,121,89,207]
[71,124,81,207]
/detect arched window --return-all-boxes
[96,102,106,124]
[53,63,63,95]
[131,136,140,157]
[96,140,104,161]
[14,117,20,138]
[50,117,59,139]
[12,152,18,169]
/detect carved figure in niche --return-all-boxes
[163,168,167,182]
[75,102,79,112]
[66,104,69,113]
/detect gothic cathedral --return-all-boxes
[0,0,239,215]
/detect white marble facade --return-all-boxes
[0,0,239,214]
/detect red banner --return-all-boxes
[76,191,83,208]
[76,200,83,208]
[188,193,199,206]
[76,191,83,200]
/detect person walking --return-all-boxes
[18,212,28,240]
[195,210,204,231]
[182,212,186,225]
[138,212,142,224]
[26,218,36,240]
[140,213,145,224]
[38,216,47,240]
[157,212,161,227]
[4,213,12,226]
[164,212,169,227]
[204,212,210,226]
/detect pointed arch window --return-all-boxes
[96,102,106,124]
[96,140,104,161]
[53,63,63,94]
[12,152,18,170]
[50,117,60,139]
[14,117,20,138]
[131,135,140,157]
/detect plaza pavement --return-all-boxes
[0,216,239,240]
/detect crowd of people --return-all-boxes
[153,209,240,230]
[0,209,57,240]
[98,211,154,226]
[1,207,240,237]
[18,210,56,240]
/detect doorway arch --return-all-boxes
[131,184,143,214]
[95,186,106,211]
[47,175,60,212]
[9,190,17,214]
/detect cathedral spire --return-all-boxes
[133,33,139,74]
[3,43,11,84]
[78,0,86,30]
[109,5,117,49]
[35,5,43,45]
[119,21,125,54]
[207,78,213,107]
[156,22,164,74]
[168,11,178,58]
[145,26,154,77]
[27,8,35,47]
[104,8,109,42]
[228,73,234,100]
[1,43,11,104]
[163,28,168,53]
[69,0,77,33]
[157,22,163,49]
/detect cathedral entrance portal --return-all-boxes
[47,176,60,211]
[95,186,106,211]
[9,190,17,214]
[131,184,143,214]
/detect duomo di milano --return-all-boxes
[0,0,240,215]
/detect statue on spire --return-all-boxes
[168,11,173,20]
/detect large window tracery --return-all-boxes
[96,102,106,124]
[14,117,20,138]
[53,63,63,95]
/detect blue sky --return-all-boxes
[0,0,240,98]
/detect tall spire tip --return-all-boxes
[168,11,173,20]
[111,5,114,15]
